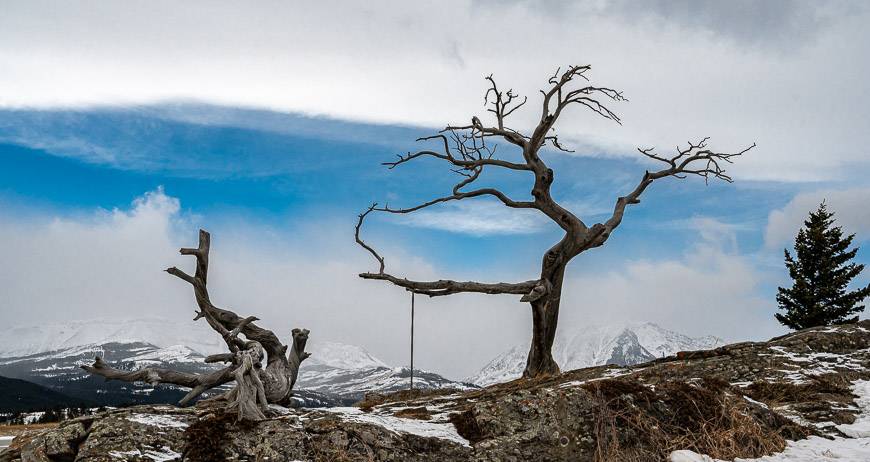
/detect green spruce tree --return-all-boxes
[776,202,870,329]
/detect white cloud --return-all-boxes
[1,1,869,181]
[398,201,548,235]
[560,217,780,341]
[0,188,186,325]
[765,188,870,248]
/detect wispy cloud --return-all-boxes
[398,201,549,236]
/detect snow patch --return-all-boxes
[126,413,189,429]
[837,380,870,438]
[766,346,866,383]
[0,436,13,449]
[322,407,470,447]
[743,396,769,409]
[109,446,181,461]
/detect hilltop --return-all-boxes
[2,321,869,461]
[0,376,94,414]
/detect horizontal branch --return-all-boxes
[81,357,236,405]
[359,272,539,297]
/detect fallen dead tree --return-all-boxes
[82,229,310,421]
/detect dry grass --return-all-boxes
[583,378,810,462]
[391,407,432,420]
[0,422,58,437]
[744,373,853,405]
[355,388,462,412]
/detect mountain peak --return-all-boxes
[305,341,389,371]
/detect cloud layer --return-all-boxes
[2,1,869,181]
[765,187,870,249]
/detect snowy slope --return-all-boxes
[0,318,225,358]
[467,322,724,386]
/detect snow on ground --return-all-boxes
[23,412,45,424]
[321,407,470,447]
[125,413,189,429]
[0,436,13,449]
[838,380,870,438]
[670,380,870,461]
[764,346,866,383]
[108,446,181,461]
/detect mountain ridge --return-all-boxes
[467,322,724,385]
[0,319,474,409]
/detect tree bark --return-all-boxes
[523,240,569,378]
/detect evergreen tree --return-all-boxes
[776,202,870,329]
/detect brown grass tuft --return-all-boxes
[744,373,853,405]
[583,378,810,461]
[392,407,432,420]
[356,388,462,411]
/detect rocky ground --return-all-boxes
[2,321,869,462]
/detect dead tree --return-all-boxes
[356,65,754,378]
[82,229,310,421]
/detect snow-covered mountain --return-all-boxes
[0,318,226,359]
[467,322,724,386]
[305,341,389,371]
[0,318,475,409]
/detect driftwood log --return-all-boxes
[356,64,754,378]
[82,229,309,421]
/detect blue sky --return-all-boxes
[1,1,869,379]
[0,105,819,271]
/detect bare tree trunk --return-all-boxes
[523,253,567,378]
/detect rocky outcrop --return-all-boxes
[3,321,869,461]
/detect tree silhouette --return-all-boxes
[776,202,870,329]
[356,65,753,378]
